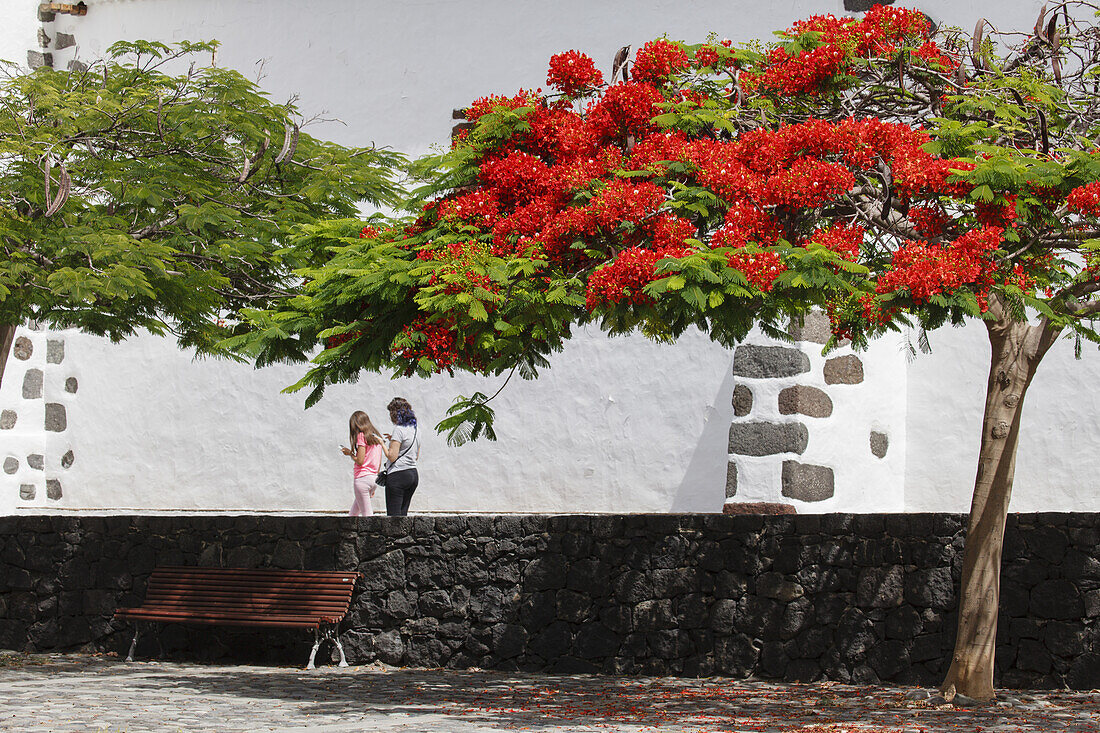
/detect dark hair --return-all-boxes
[387,397,417,427]
[349,411,383,448]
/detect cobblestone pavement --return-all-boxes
[1,654,1099,732]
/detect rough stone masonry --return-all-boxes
[0,513,1097,689]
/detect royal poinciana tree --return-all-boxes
[236,5,1100,699]
[0,40,404,387]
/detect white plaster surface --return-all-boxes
[45,326,733,514]
[731,329,908,512]
[4,0,1098,515]
[0,1,38,70]
[904,321,1100,513]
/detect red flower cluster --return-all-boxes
[631,39,690,84]
[711,203,780,249]
[547,50,604,96]
[587,82,664,140]
[591,179,666,227]
[1068,182,1100,217]
[810,223,864,261]
[586,245,688,308]
[727,250,786,292]
[397,317,458,371]
[325,330,361,349]
[976,195,1018,229]
[746,6,942,96]
[909,206,949,238]
[877,226,1004,304]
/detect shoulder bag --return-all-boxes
[376,425,417,487]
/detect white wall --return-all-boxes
[0,1,38,69]
[6,0,1096,515]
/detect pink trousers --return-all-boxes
[350,476,377,516]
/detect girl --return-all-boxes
[381,397,420,516]
[342,411,384,516]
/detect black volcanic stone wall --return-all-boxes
[0,513,1098,688]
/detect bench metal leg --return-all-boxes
[333,628,348,668]
[306,624,349,669]
[306,628,321,670]
[126,625,141,663]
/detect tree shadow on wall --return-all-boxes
[671,358,735,512]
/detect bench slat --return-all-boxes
[152,568,356,581]
[116,567,359,628]
[132,602,353,614]
[115,611,340,628]
[144,586,353,598]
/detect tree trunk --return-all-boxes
[939,304,1058,701]
[0,324,15,391]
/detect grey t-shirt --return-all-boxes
[386,423,419,474]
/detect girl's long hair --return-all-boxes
[349,411,383,448]
[387,397,417,427]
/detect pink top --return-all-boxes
[353,433,384,479]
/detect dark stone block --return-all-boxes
[757,573,804,602]
[870,431,889,458]
[778,385,833,418]
[1042,621,1084,658]
[760,639,790,676]
[786,658,821,682]
[555,590,591,623]
[835,608,876,661]
[904,567,954,609]
[781,461,834,502]
[491,623,527,659]
[715,633,758,676]
[733,344,810,379]
[781,597,813,639]
[524,556,567,591]
[794,626,831,658]
[725,461,737,498]
[1015,638,1053,673]
[731,422,808,456]
[1025,526,1070,565]
[613,571,652,604]
[853,563,906,603]
[573,623,620,659]
[22,369,43,399]
[418,590,453,618]
[823,355,864,384]
[788,310,832,344]
[649,629,692,659]
[867,639,909,679]
[528,621,572,660]
[44,403,66,432]
[845,0,895,10]
[1066,651,1100,689]
[1031,579,1084,619]
[732,384,753,417]
[359,550,405,591]
[27,51,52,69]
[634,599,677,631]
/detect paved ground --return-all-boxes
[1,654,1099,732]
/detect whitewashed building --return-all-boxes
[0,0,1095,516]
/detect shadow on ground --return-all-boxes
[11,656,1100,732]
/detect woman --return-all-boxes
[381,397,420,516]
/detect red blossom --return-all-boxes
[631,39,690,84]
[547,50,604,96]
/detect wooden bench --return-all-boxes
[114,566,360,669]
